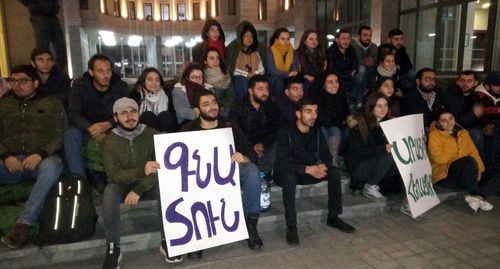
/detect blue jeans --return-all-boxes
[0,154,63,225]
[267,76,286,97]
[239,163,261,215]
[63,127,88,178]
[233,75,249,100]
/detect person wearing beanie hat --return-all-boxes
[474,71,500,169]
[101,97,183,268]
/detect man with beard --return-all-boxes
[401,68,447,129]
[274,97,355,246]
[474,71,500,169]
[182,90,263,250]
[445,70,484,154]
[63,54,128,192]
[101,97,180,268]
[352,26,378,105]
[326,29,359,98]
[29,48,71,107]
[230,74,281,179]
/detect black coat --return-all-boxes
[445,84,481,128]
[315,89,350,129]
[326,42,358,83]
[274,122,332,175]
[230,96,281,147]
[401,87,448,128]
[345,124,388,173]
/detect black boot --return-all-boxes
[246,214,263,250]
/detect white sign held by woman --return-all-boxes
[380,114,440,218]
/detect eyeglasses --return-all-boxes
[6,77,33,86]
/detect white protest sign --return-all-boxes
[380,114,440,218]
[154,128,248,256]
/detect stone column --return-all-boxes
[370,0,399,46]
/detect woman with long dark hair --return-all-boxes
[345,92,399,201]
[369,77,400,118]
[192,19,226,63]
[266,28,298,97]
[130,67,177,132]
[202,48,234,117]
[296,30,327,94]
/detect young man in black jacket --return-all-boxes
[274,97,355,245]
[182,89,263,250]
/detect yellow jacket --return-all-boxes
[427,121,484,183]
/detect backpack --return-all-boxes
[38,174,98,244]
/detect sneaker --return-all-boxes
[362,184,387,202]
[326,216,355,233]
[286,225,299,245]
[400,203,413,218]
[1,223,29,249]
[102,242,122,269]
[479,199,494,211]
[465,195,481,213]
[160,243,183,263]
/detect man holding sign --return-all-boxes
[101,98,182,269]
[181,89,263,250]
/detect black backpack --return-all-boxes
[38,174,98,244]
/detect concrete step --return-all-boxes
[0,187,463,269]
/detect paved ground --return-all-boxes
[36,196,500,269]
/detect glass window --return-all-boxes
[400,0,417,10]
[258,0,267,20]
[463,1,490,71]
[161,4,169,21]
[415,8,437,69]
[113,0,120,17]
[419,0,438,6]
[144,3,153,21]
[128,1,136,19]
[436,5,461,71]
[193,2,201,20]
[178,3,187,21]
[228,0,236,15]
[79,0,89,10]
[400,13,416,66]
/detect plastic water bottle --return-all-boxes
[260,172,271,212]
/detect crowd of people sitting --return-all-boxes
[1,19,500,269]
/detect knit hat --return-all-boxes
[484,71,500,86]
[113,97,138,113]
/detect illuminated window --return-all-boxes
[178,3,187,21]
[113,0,120,17]
[193,2,200,20]
[144,3,153,21]
[160,4,169,21]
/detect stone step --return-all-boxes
[0,188,463,269]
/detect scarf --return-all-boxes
[377,64,397,78]
[271,42,294,72]
[417,88,436,110]
[112,124,146,142]
[208,38,225,59]
[185,79,206,106]
[139,87,168,115]
[204,68,230,89]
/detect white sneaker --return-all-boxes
[465,195,481,213]
[479,199,494,211]
[160,245,183,263]
[362,184,387,202]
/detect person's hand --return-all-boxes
[288,71,298,77]
[124,191,140,206]
[231,152,250,164]
[145,161,160,176]
[22,154,42,171]
[87,122,112,137]
[253,143,265,158]
[473,104,484,118]
[304,75,315,82]
[386,144,393,153]
[395,89,403,97]
[364,56,375,67]
[483,124,494,136]
[305,164,328,179]
[95,133,107,143]
[4,156,23,173]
